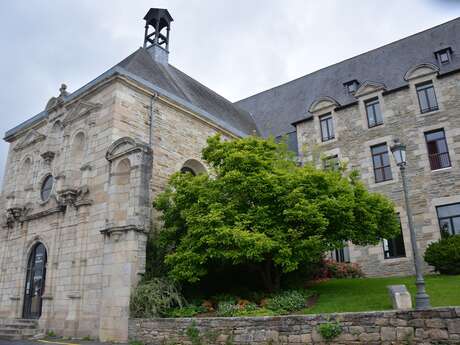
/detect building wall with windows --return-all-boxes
[295,69,460,276]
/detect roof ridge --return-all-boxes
[236,16,460,104]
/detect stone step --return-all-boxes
[0,319,39,340]
[1,322,38,329]
[0,333,21,341]
[0,328,21,335]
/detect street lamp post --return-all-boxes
[390,139,431,309]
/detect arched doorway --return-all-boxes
[23,243,47,319]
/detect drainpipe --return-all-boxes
[149,93,158,147]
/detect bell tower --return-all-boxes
[143,8,174,64]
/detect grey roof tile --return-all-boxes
[235,17,460,137]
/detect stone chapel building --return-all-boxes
[0,8,459,342]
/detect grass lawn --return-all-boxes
[304,274,460,314]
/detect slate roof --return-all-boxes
[117,48,258,135]
[5,47,258,140]
[235,17,460,138]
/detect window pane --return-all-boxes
[320,116,334,141]
[426,87,438,109]
[440,52,449,63]
[426,141,438,155]
[321,120,328,140]
[437,203,460,218]
[439,219,452,234]
[383,218,406,259]
[373,155,382,168]
[375,168,384,182]
[452,217,460,235]
[374,103,383,124]
[327,118,334,138]
[381,152,390,166]
[436,140,448,154]
[371,144,387,155]
[383,166,393,180]
[426,130,444,142]
[417,89,429,111]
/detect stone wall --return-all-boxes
[295,70,460,277]
[129,307,460,345]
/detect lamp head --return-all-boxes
[390,139,407,166]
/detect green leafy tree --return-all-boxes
[154,135,400,291]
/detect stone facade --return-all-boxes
[129,307,460,345]
[0,76,234,342]
[295,68,460,276]
[1,8,460,344]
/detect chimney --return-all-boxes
[143,8,174,64]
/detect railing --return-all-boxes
[429,152,450,170]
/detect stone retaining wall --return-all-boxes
[129,307,460,345]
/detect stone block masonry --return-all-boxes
[129,307,460,344]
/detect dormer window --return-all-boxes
[344,80,359,94]
[435,47,452,65]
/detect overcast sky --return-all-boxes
[0,0,459,184]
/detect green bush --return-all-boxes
[166,305,207,318]
[319,259,364,279]
[216,301,240,317]
[266,290,310,314]
[424,235,460,275]
[318,321,342,341]
[130,278,185,317]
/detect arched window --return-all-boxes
[115,159,131,185]
[71,132,86,163]
[180,166,196,176]
[110,158,132,224]
[180,159,206,176]
[48,121,62,152]
[20,158,33,191]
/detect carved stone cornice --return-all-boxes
[100,225,147,242]
[41,151,56,165]
[63,100,102,127]
[13,130,46,152]
[106,137,152,162]
[21,205,65,222]
[57,188,79,206]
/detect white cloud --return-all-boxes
[0,0,458,184]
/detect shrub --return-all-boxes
[216,301,240,317]
[130,278,185,317]
[166,305,207,318]
[211,293,238,304]
[318,321,342,341]
[316,259,364,279]
[155,135,400,292]
[266,289,310,314]
[424,235,460,275]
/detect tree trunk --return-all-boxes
[258,260,281,292]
